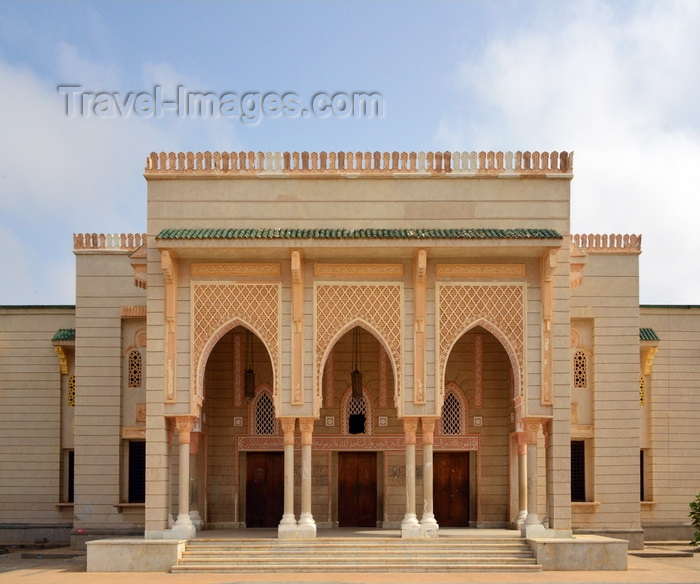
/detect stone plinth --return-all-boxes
[528,534,628,571]
[87,539,186,572]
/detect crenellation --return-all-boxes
[74,232,147,251]
[144,150,574,176]
[572,233,642,254]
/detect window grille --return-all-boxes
[441,392,462,435]
[67,375,76,407]
[573,350,587,388]
[348,396,367,434]
[128,350,142,388]
[255,392,276,435]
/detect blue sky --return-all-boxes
[1,1,699,305]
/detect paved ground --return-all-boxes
[1,545,699,584]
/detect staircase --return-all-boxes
[172,537,542,573]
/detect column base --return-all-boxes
[513,510,527,528]
[521,522,546,538]
[401,513,421,539]
[278,522,317,539]
[162,513,197,540]
[419,514,439,538]
[162,524,196,540]
[189,510,203,530]
[297,522,317,539]
[278,522,299,539]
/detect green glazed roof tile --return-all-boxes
[640,328,660,341]
[52,328,76,342]
[156,227,562,241]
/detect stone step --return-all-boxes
[173,537,542,573]
[172,563,543,573]
[178,553,538,563]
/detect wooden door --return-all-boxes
[338,452,377,527]
[246,452,284,528]
[434,452,470,527]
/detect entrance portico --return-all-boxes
[142,151,575,546]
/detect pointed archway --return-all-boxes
[441,326,517,527]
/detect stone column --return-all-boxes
[278,418,297,538]
[515,432,528,527]
[521,420,545,538]
[298,418,316,538]
[169,416,196,539]
[542,422,552,528]
[401,418,420,538]
[189,431,203,530]
[420,418,439,537]
[166,418,175,528]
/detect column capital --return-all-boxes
[421,417,437,444]
[404,418,419,444]
[523,418,543,445]
[281,417,296,445]
[299,417,314,445]
[175,416,195,443]
[516,431,528,454]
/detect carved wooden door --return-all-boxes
[338,452,377,527]
[434,451,470,527]
[246,452,284,528]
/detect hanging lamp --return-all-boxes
[351,326,363,400]
[244,329,256,400]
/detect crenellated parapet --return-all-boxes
[572,233,642,254]
[145,150,573,177]
[74,233,147,251]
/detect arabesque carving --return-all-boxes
[436,264,526,278]
[314,263,403,277]
[193,283,280,403]
[314,283,402,416]
[436,284,524,405]
[191,263,280,277]
[237,434,479,451]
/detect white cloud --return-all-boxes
[436,1,700,304]
[0,44,241,304]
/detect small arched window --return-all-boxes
[128,350,142,388]
[255,392,276,435]
[348,396,367,435]
[573,349,587,388]
[441,392,462,435]
[68,375,76,407]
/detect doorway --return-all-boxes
[338,452,377,527]
[434,451,470,527]
[246,452,284,528]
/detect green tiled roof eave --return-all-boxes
[52,328,76,342]
[156,227,563,241]
[640,328,660,341]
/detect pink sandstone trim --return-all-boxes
[74,233,147,250]
[572,233,642,254]
[144,150,573,176]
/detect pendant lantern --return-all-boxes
[351,326,363,400]
[244,329,256,400]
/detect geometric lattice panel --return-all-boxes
[192,283,280,400]
[574,349,587,388]
[128,349,142,388]
[437,283,524,401]
[315,283,402,413]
